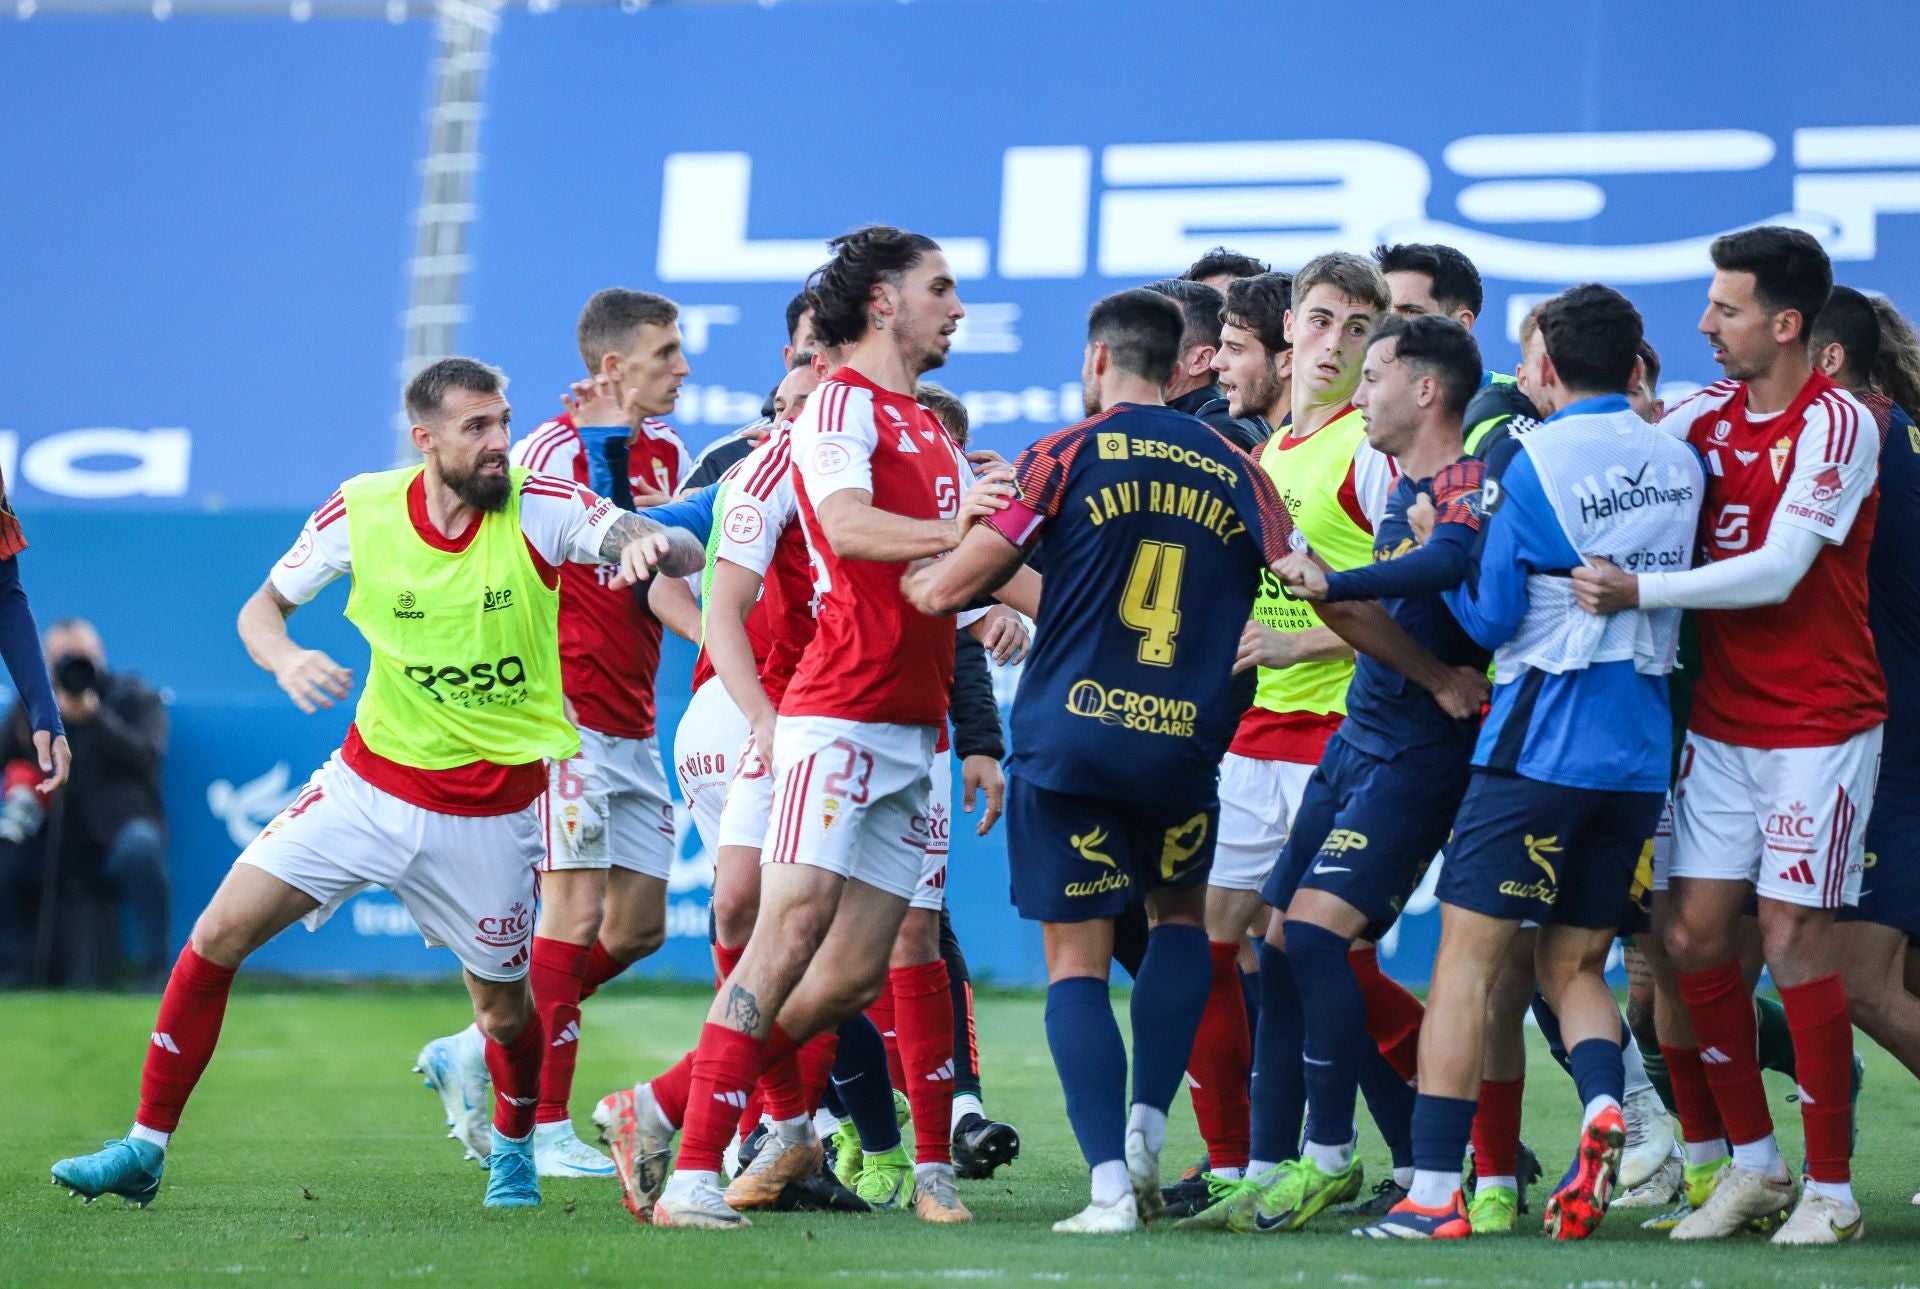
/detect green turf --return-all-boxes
[6,984,1919,1287]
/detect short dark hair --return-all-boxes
[577,288,679,371]
[805,225,942,349]
[405,356,507,425]
[1222,272,1293,356]
[1373,242,1484,319]
[1087,288,1186,385]
[1637,338,1662,390]
[1369,314,1482,418]
[914,381,970,446]
[785,291,811,344]
[1709,225,1832,345]
[1536,283,1644,394]
[1144,278,1226,352]
[1809,286,1882,385]
[1291,251,1392,317]
[1182,245,1269,283]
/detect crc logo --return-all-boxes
[403,655,527,702]
[393,590,425,620]
[482,585,515,613]
[1765,802,1816,841]
[476,902,532,948]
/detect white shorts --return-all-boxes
[237,753,542,982]
[1649,794,1676,893]
[762,716,937,902]
[675,676,751,854]
[717,727,776,852]
[911,753,952,912]
[1671,727,1883,910]
[539,727,675,878]
[1212,753,1315,892]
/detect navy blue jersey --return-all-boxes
[986,402,1297,803]
[1869,395,1920,770]
[1324,458,1490,759]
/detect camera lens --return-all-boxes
[53,655,97,696]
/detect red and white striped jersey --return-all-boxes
[1663,370,1886,748]
[511,412,692,740]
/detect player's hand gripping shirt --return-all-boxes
[782,367,976,728]
[985,403,1298,803]
[511,412,691,740]
[270,466,626,814]
[1662,372,1885,748]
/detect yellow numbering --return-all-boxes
[1119,539,1187,666]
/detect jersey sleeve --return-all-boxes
[1239,461,1302,565]
[268,488,353,605]
[511,418,583,479]
[0,468,26,560]
[1343,437,1399,532]
[518,474,627,566]
[717,454,796,577]
[794,382,877,505]
[1429,459,1489,533]
[1443,447,1577,650]
[982,427,1083,550]
[1776,393,1879,544]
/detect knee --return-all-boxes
[711,885,759,949]
[1662,915,1726,971]
[602,920,665,964]
[473,986,534,1045]
[187,908,254,969]
[542,903,603,947]
[891,913,939,967]
[1758,909,1823,970]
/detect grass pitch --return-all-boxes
[6,983,1920,1287]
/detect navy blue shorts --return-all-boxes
[1840,766,1920,937]
[1438,770,1663,929]
[1262,734,1469,940]
[1006,777,1217,923]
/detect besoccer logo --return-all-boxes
[1097,431,1129,460]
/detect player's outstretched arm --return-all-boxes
[902,524,1026,617]
[647,575,702,644]
[1310,596,1489,721]
[237,581,353,715]
[602,511,706,588]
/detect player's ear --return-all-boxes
[1282,309,1296,345]
[409,421,436,456]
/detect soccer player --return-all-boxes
[49,357,704,1211]
[904,287,1485,1234]
[1187,314,1492,1235]
[1359,284,1703,1241]
[0,463,70,795]
[413,290,694,1178]
[1145,278,1268,451]
[642,225,1029,1230]
[1209,272,1293,440]
[1573,229,1883,1245]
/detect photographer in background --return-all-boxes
[1,619,169,988]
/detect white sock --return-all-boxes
[812,1107,842,1139]
[1804,1178,1856,1206]
[1684,1137,1729,1166]
[128,1123,170,1151]
[1126,1104,1167,1156]
[950,1092,985,1129]
[1621,1035,1655,1099]
[537,1117,569,1135]
[914,1161,953,1186]
[1477,1173,1518,1192]
[1408,1168,1460,1209]
[774,1114,813,1145]
[1303,1138,1353,1173]
[495,1128,530,1146]
[1393,1166,1415,1189]
[1731,1134,1784,1178]
[1581,1094,1621,1131]
[1210,1165,1244,1181]
[1090,1160,1130,1205]
[662,1168,718,1200]
[1248,1158,1278,1180]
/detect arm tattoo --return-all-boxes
[263,579,298,619]
[597,510,705,578]
[720,983,762,1034]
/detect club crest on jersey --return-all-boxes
[822,795,841,833]
[1810,466,1844,503]
[1769,435,1792,481]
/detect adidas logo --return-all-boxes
[714,1089,749,1109]
[550,1020,580,1048]
[1777,858,1816,885]
[897,429,920,453]
[1700,1046,1733,1065]
[501,946,530,970]
[502,1094,536,1106]
[1182,1071,1201,1090]
[151,1032,181,1054]
[925,1059,955,1083]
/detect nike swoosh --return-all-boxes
[1313,864,1351,875]
[1252,1207,1292,1231]
[1303,1056,1333,1067]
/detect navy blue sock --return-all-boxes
[1248,938,1306,1164]
[1410,1093,1478,1175]
[1239,962,1261,1053]
[1046,975,1128,1168]
[1357,1046,1415,1169]
[1567,1037,1625,1114]
[1530,991,1574,1075]
[1285,920,1371,1150]
[1129,924,1211,1112]
[830,1012,901,1153]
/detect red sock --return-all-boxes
[578,940,625,1000]
[1188,941,1252,1171]
[651,1052,695,1128]
[1658,1043,1727,1147]
[678,1024,765,1174]
[486,1021,544,1139]
[757,1024,808,1122]
[1676,960,1773,1146]
[893,960,956,1165]
[1470,1077,1524,1178]
[1352,945,1424,1082]
[1779,975,1853,1183]
[866,980,909,1092]
[799,1032,841,1115]
[713,943,745,990]
[737,1088,766,1141]
[529,936,590,1125]
[135,946,238,1133]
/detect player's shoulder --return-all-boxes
[311,485,348,530]
[519,469,591,505]
[513,413,581,471]
[1658,379,1740,438]
[734,426,798,501]
[1432,456,1488,498]
[638,417,688,451]
[1805,382,1874,457]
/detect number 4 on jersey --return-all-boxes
[1120,539,1186,666]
